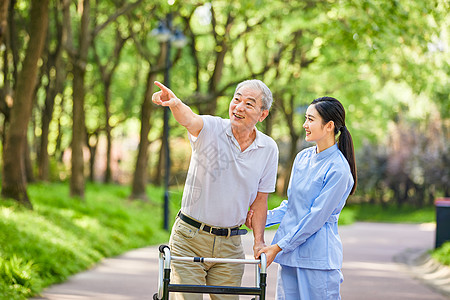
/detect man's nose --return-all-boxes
[236,102,245,110]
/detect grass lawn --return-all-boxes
[0,183,447,300]
[0,182,176,300]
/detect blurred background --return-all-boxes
[0,1,449,299]
[0,0,448,209]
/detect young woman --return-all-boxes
[248,96,357,299]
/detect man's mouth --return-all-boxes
[233,113,244,119]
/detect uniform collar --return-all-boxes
[314,143,338,160]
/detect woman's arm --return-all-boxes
[276,169,352,253]
[245,199,288,229]
[257,244,282,267]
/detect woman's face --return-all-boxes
[303,104,329,143]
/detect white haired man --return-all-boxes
[152,79,278,300]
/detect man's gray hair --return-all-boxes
[235,79,273,110]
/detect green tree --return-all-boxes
[1,0,49,206]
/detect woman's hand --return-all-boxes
[257,244,282,267]
[245,209,254,229]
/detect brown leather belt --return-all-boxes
[178,212,247,237]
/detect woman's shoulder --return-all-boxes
[327,150,352,177]
[291,146,316,166]
[297,146,316,157]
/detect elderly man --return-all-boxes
[152,79,278,300]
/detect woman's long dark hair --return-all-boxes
[311,96,357,194]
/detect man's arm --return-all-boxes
[249,191,269,257]
[152,81,203,137]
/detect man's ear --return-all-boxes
[259,110,269,122]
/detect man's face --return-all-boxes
[229,85,268,131]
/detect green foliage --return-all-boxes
[0,255,40,299]
[432,241,450,266]
[13,0,447,190]
[0,182,175,300]
[1,1,448,294]
[344,203,435,223]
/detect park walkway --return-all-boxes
[32,222,449,299]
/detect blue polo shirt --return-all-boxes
[267,144,353,269]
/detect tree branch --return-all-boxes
[92,0,143,38]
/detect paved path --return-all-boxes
[32,222,449,299]
[339,222,448,300]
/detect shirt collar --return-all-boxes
[314,143,338,160]
[226,122,265,150]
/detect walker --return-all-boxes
[153,245,267,300]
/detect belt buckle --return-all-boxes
[202,225,212,234]
[226,228,231,238]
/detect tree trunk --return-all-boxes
[104,81,112,183]
[38,7,65,181]
[86,131,98,182]
[0,0,9,47]
[130,71,156,200]
[54,96,65,162]
[153,129,165,185]
[38,77,56,181]
[205,43,227,115]
[264,106,275,136]
[130,40,166,200]
[71,63,86,197]
[1,0,49,207]
[283,133,300,195]
[70,0,90,198]
[0,0,16,128]
[278,93,300,195]
[203,10,233,115]
[24,138,34,183]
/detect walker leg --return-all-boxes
[163,268,170,300]
[259,273,267,300]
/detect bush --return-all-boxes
[432,241,450,266]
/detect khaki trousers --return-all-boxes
[168,217,245,300]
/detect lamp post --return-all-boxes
[152,13,187,231]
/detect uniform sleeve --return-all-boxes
[265,151,297,227]
[266,200,288,227]
[276,168,353,253]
